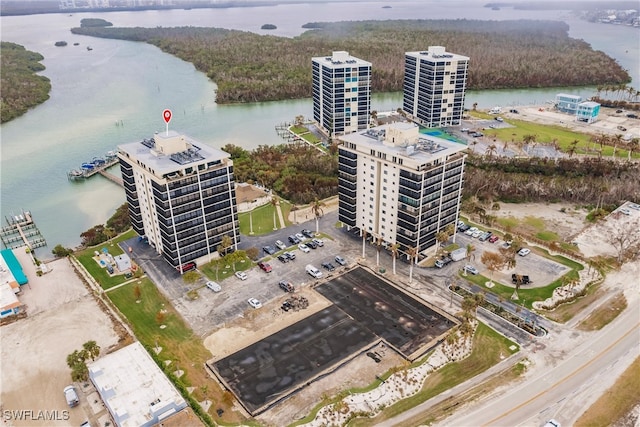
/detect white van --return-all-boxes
[63,385,79,407]
[305,264,322,278]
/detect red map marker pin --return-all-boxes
[163,109,172,124]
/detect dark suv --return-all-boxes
[288,235,300,244]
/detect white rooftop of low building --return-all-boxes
[405,46,469,61]
[118,130,230,177]
[88,341,186,427]
[578,101,600,107]
[339,122,467,165]
[312,50,372,67]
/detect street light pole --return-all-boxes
[249,200,254,235]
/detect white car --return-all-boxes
[518,248,531,257]
[235,271,248,280]
[465,227,478,236]
[463,265,479,275]
[298,243,310,253]
[312,238,324,247]
[63,385,79,407]
[206,281,221,292]
[620,208,631,215]
[471,230,483,238]
[295,232,306,241]
[275,240,287,250]
[247,298,262,309]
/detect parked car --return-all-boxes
[275,240,287,250]
[176,262,196,273]
[235,271,248,280]
[503,240,513,249]
[301,229,314,238]
[335,255,347,266]
[463,265,479,275]
[626,113,638,119]
[262,245,276,255]
[620,208,631,215]
[617,125,627,131]
[465,226,478,236]
[518,248,531,257]
[458,224,471,232]
[63,385,79,407]
[247,298,262,309]
[277,254,289,263]
[312,238,324,247]
[478,231,492,242]
[495,116,504,122]
[488,235,499,243]
[295,232,306,241]
[206,281,221,292]
[258,262,272,273]
[278,280,294,292]
[284,251,296,260]
[288,235,300,244]
[298,243,310,253]
[509,109,519,114]
[512,273,531,284]
[321,262,335,271]
[305,264,323,278]
[471,230,483,238]
[306,240,318,249]
[461,128,470,133]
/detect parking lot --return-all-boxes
[443,228,571,288]
[125,220,358,337]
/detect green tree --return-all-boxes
[311,198,325,234]
[82,340,101,361]
[182,270,199,284]
[52,244,73,258]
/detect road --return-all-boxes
[381,298,639,427]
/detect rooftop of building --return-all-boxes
[405,46,469,61]
[339,122,467,166]
[118,130,230,178]
[312,50,372,67]
[89,341,187,427]
[578,101,601,107]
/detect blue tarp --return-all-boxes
[1,249,28,285]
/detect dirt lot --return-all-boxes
[0,251,121,427]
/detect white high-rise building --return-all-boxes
[337,122,467,260]
[312,51,372,136]
[118,131,239,271]
[403,46,469,128]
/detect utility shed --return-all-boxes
[88,342,187,427]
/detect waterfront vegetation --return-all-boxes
[465,156,640,207]
[223,142,338,204]
[0,42,51,123]
[70,19,630,104]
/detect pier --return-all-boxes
[67,151,123,187]
[0,211,47,250]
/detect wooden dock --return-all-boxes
[67,153,123,187]
[0,211,47,250]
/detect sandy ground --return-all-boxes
[0,252,121,427]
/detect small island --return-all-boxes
[80,18,112,28]
[382,5,392,8]
[261,24,277,30]
[54,41,67,46]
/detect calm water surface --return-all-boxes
[1,1,637,250]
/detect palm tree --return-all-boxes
[485,144,497,158]
[628,138,639,161]
[311,198,325,234]
[407,246,418,284]
[361,229,368,258]
[466,243,476,262]
[270,196,278,230]
[390,243,399,275]
[436,231,449,255]
[82,340,101,361]
[375,236,383,267]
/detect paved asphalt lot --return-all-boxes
[210,267,455,414]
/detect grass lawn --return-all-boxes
[238,202,280,236]
[199,253,253,282]
[470,110,639,159]
[346,323,519,426]
[577,292,627,331]
[75,229,139,290]
[107,279,243,424]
